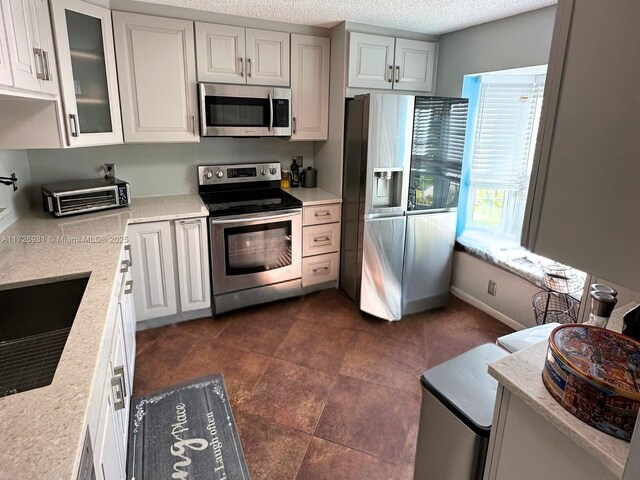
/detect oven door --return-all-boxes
[199,83,291,137]
[210,209,302,294]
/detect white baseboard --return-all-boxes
[451,286,525,331]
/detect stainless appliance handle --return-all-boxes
[33,48,45,80]
[239,57,244,77]
[387,65,393,83]
[69,114,79,137]
[42,50,51,80]
[210,209,301,225]
[268,92,273,132]
[395,65,400,83]
[247,58,252,78]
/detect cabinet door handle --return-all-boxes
[124,244,132,266]
[239,57,244,77]
[124,280,133,295]
[313,236,331,243]
[120,259,129,273]
[292,116,297,134]
[114,365,127,397]
[247,58,252,78]
[192,115,196,135]
[42,50,51,80]
[312,266,330,274]
[69,114,79,137]
[111,367,126,411]
[387,65,393,83]
[33,48,45,80]
[395,65,400,83]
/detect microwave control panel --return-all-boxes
[273,99,290,128]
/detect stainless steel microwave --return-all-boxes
[199,83,292,137]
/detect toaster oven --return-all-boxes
[42,178,131,217]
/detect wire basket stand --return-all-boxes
[532,264,582,325]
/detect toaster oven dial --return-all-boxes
[215,170,224,179]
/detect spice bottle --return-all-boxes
[584,291,617,328]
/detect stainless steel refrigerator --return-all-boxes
[340,93,469,321]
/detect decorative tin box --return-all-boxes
[542,324,640,441]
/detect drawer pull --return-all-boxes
[124,244,132,267]
[312,266,330,274]
[313,236,331,243]
[120,260,129,273]
[314,212,331,218]
[179,219,202,225]
[111,366,126,411]
[124,280,133,295]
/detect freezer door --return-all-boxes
[403,212,456,315]
[361,216,406,321]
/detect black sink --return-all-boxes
[0,276,89,397]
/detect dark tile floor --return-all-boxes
[133,289,513,479]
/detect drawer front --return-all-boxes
[303,222,341,257]
[302,252,340,287]
[303,203,342,226]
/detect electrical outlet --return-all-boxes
[104,163,116,179]
[488,280,497,296]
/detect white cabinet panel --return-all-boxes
[3,0,40,91]
[302,221,340,257]
[175,217,210,312]
[302,252,339,287]
[348,32,394,90]
[0,1,13,86]
[245,28,289,86]
[95,368,126,480]
[195,22,245,84]
[31,0,56,94]
[51,0,123,146]
[394,38,435,92]
[290,34,329,141]
[113,12,198,143]
[302,203,342,226]
[128,221,178,321]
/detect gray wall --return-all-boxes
[435,6,556,97]
[0,150,32,231]
[28,139,313,198]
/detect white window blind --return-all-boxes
[465,74,546,239]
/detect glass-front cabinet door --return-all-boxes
[50,0,122,146]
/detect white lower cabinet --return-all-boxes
[91,245,136,480]
[301,202,341,288]
[129,216,210,322]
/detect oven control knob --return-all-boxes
[215,170,224,179]
[269,167,277,175]
[204,170,213,179]
[260,168,267,175]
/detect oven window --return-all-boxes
[206,96,269,127]
[224,221,292,275]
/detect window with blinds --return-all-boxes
[465,74,546,238]
[409,97,469,211]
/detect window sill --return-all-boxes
[455,231,585,299]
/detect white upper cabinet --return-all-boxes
[2,0,57,93]
[195,23,289,86]
[245,28,289,86]
[113,12,199,143]
[348,31,437,93]
[0,2,14,86]
[348,32,394,90]
[290,34,330,141]
[50,0,123,146]
[195,22,245,84]
[394,38,435,92]
[174,217,210,312]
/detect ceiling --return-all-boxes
[135,0,556,35]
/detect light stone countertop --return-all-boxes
[284,187,342,205]
[0,194,207,479]
[488,338,630,478]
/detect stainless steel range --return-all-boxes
[198,163,303,314]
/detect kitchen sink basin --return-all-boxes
[0,275,89,397]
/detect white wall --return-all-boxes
[0,150,33,232]
[27,139,313,198]
[451,251,541,329]
[435,6,556,97]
